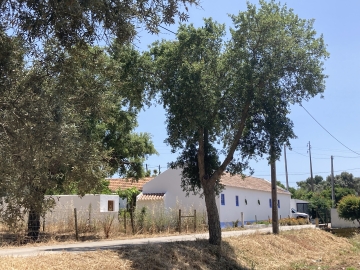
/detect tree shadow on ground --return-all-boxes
[113,239,250,270]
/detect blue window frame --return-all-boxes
[269,198,272,208]
[221,194,225,205]
[235,196,239,206]
[278,199,280,208]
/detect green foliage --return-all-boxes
[293,173,358,208]
[309,194,331,212]
[326,172,360,195]
[91,180,113,195]
[0,34,156,238]
[337,195,360,225]
[117,187,140,202]
[117,186,140,234]
[308,193,331,222]
[170,140,223,196]
[145,170,151,177]
[0,0,198,47]
[296,175,326,193]
[150,1,328,245]
[276,181,286,190]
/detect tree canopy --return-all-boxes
[290,172,359,223]
[150,0,328,245]
[0,31,156,239]
[0,0,198,46]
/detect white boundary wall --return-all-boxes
[331,208,359,228]
[44,195,119,224]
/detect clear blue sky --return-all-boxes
[132,0,360,188]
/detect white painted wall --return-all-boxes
[136,197,166,217]
[99,195,120,212]
[140,169,292,227]
[45,194,119,224]
[219,186,291,226]
[48,194,119,213]
[331,208,359,228]
[290,199,297,210]
[141,169,209,215]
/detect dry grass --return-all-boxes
[1,229,360,270]
[0,206,209,248]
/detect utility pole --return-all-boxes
[308,141,314,192]
[284,145,289,190]
[331,155,335,208]
[270,142,279,234]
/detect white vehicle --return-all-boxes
[291,208,309,219]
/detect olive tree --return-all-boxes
[0,35,156,240]
[150,0,328,245]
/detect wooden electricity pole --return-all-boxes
[331,155,335,208]
[284,145,289,190]
[308,141,314,192]
[270,142,279,234]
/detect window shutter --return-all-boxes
[221,194,225,205]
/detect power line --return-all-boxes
[311,147,360,153]
[300,104,360,155]
[289,149,328,159]
[255,167,360,177]
[289,149,308,157]
[159,25,177,35]
[334,156,360,159]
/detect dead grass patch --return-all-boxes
[1,229,360,270]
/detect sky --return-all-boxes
[131,0,360,188]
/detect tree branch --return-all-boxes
[210,100,252,184]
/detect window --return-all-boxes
[108,200,114,211]
[269,198,272,208]
[235,196,239,206]
[221,194,225,205]
[278,199,280,208]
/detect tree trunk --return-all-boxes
[203,182,221,245]
[27,185,45,242]
[130,209,135,234]
[27,206,41,241]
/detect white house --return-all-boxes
[136,168,291,228]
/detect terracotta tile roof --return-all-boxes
[137,193,165,201]
[220,173,289,194]
[107,177,153,192]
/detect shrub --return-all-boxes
[337,195,360,226]
[100,215,115,239]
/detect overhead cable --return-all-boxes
[300,104,360,156]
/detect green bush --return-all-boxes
[337,195,360,226]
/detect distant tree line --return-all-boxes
[288,172,360,221]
